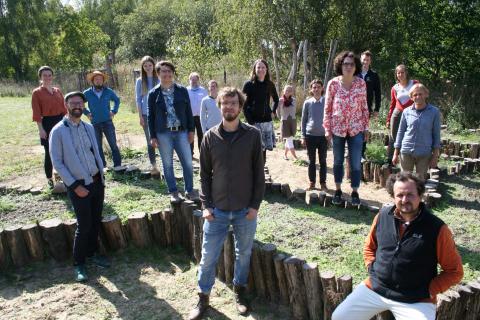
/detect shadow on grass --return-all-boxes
[439,174,480,211]
[457,245,480,274]
[264,193,377,226]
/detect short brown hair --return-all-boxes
[155,60,176,74]
[217,87,245,109]
[386,171,426,198]
[38,66,53,78]
[409,83,429,98]
[309,79,324,96]
[333,51,362,76]
[361,50,372,58]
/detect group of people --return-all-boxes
[32,49,458,320]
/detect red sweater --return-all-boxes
[386,80,418,126]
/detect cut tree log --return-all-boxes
[281,183,293,200]
[0,229,11,270]
[102,215,127,251]
[261,243,278,301]
[170,199,183,246]
[336,275,352,301]
[181,200,195,256]
[309,192,319,205]
[150,210,167,248]
[271,182,282,194]
[465,280,480,320]
[216,246,226,282]
[302,262,323,320]
[251,242,267,298]
[21,223,44,261]
[192,209,204,264]
[273,253,290,305]
[224,229,234,285]
[424,192,442,208]
[293,188,307,203]
[162,208,173,247]
[127,212,151,248]
[379,164,391,188]
[39,218,69,261]
[284,256,308,320]
[63,219,77,252]
[320,271,337,320]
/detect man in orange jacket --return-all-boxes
[332,171,463,320]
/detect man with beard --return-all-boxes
[83,70,122,170]
[50,91,110,282]
[332,172,463,320]
[188,87,265,319]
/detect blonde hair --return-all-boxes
[409,83,429,98]
[282,84,294,96]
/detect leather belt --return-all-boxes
[169,126,183,131]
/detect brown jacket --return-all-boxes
[200,122,265,211]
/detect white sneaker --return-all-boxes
[170,192,181,202]
[185,190,199,200]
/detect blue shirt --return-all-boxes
[83,86,120,124]
[162,86,181,128]
[135,77,158,115]
[394,104,441,156]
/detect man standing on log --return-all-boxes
[188,87,265,319]
[50,91,110,282]
[332,171,463,320]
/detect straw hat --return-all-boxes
[86,70,109,84]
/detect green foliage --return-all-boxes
[0,197,16,214]
[365,140,388,164]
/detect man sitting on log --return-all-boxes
[49,91,111,282]
[188,87,265,319]
[332,171,463,320]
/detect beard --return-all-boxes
[94,84,104,90]
[223,111,240,122]
[69,108,83,118]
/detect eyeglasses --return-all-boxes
[342,62,355,67]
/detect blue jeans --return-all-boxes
[142,115,157,165]
[93,120,121,167]
[198,207,257,293]
[156,130,193,193]
[332,133,363,189]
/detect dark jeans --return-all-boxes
[190,116,203,155]
[305,135,328,184]
[142,115,156,165]
[93,120,121,167]
[41,115,64,179]
[67,179,105,266]
[332,133,363,189]
[387,109,402,163]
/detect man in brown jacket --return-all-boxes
[188,87,265,319]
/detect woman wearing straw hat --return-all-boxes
[83,70,122,170]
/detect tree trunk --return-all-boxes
[273,253,290,305]
[287,39,304,90]
[102,215,127,251]
[127,212,151,248]
[21,223,44,261]
[260,243,278,301]
[39,218,69,262]
[284,256,308,320]
[251,241,267,298]
[303,39,309,91]
[272,40,281,95]
[323,39,338,86]
[302,262,323,320]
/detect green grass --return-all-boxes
[442,131,480,144]
[0,197,16,214]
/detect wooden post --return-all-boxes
[436,289,461,320]
[465,280,480,320]
[457,285,474,320]
[363,161,371,181]
[251,242,267,298]
[379,164,390,188]
[181,200,195,256]
[224,229,234,285]
[320,271,337,320]
[170,199,183,246]
[302,262,323,320]
[192,209,204,264]
[284,256,308,319]
[374,164,381,184]
[281,183,293,200]
[150,210,167,248]
[127,212,151,248]
[102,215,127,251]
[63,219,77,254]
[39,218,69,261]
[0,229,11,270]
[309,192,319,205]
[265,181,272,194]
[293,188,307,203]
[424,192,442,208]
[273,253,290,305]
[21,223,44,261]
[261,243,279,301]
[271,182,282,194]
[163,208,173,247]
[336,275,352,301]
[324,193,333,207]
[318,191,326,206]
[5,226,30,266]
[216,246,226,282]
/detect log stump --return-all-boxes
[63,219,77,252]
[102,215,127,251]
[373,164,381,184]
[162,208,173,247]
[284,256,308,320]
[127,212,151,248]
[273,253,290,305]
[251,242,267,298]
[150,210,167,248]
[324,193,333,207]
[424,192,442,208]
[281,183,293,200]
[302,262,323,320]
[336,275,352,301]
[0,229,11,269]
[192,209,204,264]
[39,218,69,262]
[223,229,234,285]
[170,199,183,246]
[293,188,307,203]
[465,280,480,320]
[271,182,282,194]
[320,271,337,320]
[216,246,226,282]
[261,243,279,301]
[379,164,390,188]
[181,200,195,256]
[318,191,326,206]
[309,192,319,205]
[265,181,272,194]
[470,143,479,159]
[21,223,44,261]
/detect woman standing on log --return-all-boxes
[386,65,418,165]
[324,51,369,206]
[277,84,298,160]
[242,59,279,164]
[135,56,159,174]
[31,66,67,188]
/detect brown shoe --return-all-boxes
[188,293,209,320]
[234,285,249,315]
[306,182,315,191]
[320,183,328,191]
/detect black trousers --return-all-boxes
[67,179,105,266]
[190,116,204,155]
[41,115,64,179]
[305,135,328,184]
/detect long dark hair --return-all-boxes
[250,59,272,83]
[140,56,157,95]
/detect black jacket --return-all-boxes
[242,80,279,124]
[369,204,444,303]
[360,69,381,113]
